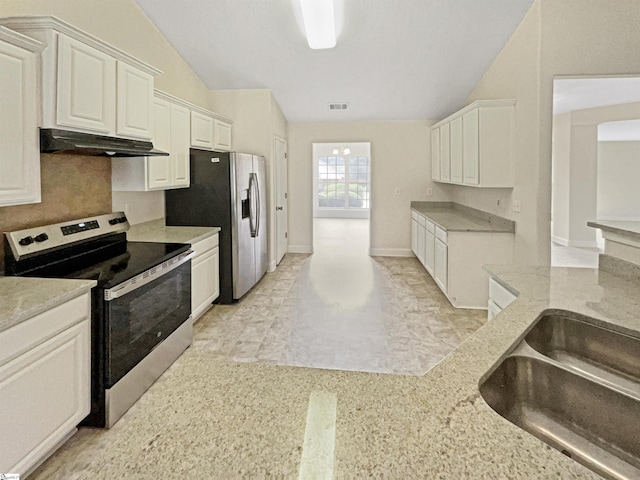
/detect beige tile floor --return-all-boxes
[192,218,486,375]
[551,241,600,268]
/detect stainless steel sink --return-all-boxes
[480,311,640,480]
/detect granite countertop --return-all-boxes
[126,219,221,245]
[0,277,96,334]
[30,264,639,478]
[411,201,515,233]
[587,220,640,241]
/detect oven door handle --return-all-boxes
[104,249,195,301]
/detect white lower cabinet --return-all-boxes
[0,292,91,477]
[487,277,517,319]
[191,233,220,321]
[411,213,418,255]
[434,237,448,292]
[424,220,435,276]
[411,209,514,309]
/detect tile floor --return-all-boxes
[551,242,601,268]
[192,218,486,375]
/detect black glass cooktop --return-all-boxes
[16,238,190,289]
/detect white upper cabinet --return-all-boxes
[450,116,463,184]
[0,27,42,207]
[116,61,154,140]
[432,99,515,188]
[0,16,161,139]
[190,111,215,150]
[439,122,451,182]
[57,35,115,135]
[213,118,232,152]
[170,102,190,187]
[112,91,190,191]
[431,127,440,181]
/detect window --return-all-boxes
[317,155,370,209]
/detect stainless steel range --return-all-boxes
[4,212,194,427]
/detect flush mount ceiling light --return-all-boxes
[300,0,336,49]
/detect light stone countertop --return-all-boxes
[411,201,515,233]
[126,218,220,245]
[587,220,640,242]
[0,277,96,334]
[29,264,640,478]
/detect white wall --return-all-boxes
[288,121,450,255]
[452,0,640,265]
[598,141,640,220]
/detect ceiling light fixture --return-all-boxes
[300,0,336,49]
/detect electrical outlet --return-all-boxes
[426,188,433,196]
[496,199,501,207]
[512,199,521,213]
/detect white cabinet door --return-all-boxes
[147,98,172,190]
[431,127,440,181]
[116,61,153,140]
[213,119,232,152]
[450,116,463,184]
[411,217,418,256]
[170,103,190,188]
[0,31,41,206]
[191,235,220,321]
[57,34,115,135]
[434,238,448,293]
[462,108,480,186]
[417,223,426,266]
[425,228,435,276]
[439,122,451,182]
[190,111,215,150]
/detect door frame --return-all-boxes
[274,134,288,267]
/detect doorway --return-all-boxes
[550,76,640,267]
[274,135,288,266]
[311,142,371,255]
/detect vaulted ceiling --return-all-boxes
[135,0,534,122]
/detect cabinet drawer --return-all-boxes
[416,214,426,227]
[0,293,90,367]
[191,233,219,258]
[435,226,447,243]
[425,219,435,234]
[489,278,517,310]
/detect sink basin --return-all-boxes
[525,313,640,396]
[480,311,640,480]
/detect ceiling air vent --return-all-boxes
[328,102,349,111]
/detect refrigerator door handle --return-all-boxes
[255,174,261,237]
[249,173,258,237]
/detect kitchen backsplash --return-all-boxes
[0,154,112,270]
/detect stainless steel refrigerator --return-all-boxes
[165,150,267,304]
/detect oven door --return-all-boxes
[103,252,193,388]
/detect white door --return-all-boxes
[275,135,288,265]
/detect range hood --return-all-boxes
[40,129,169,157]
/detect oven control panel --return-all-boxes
[5,212,130,260]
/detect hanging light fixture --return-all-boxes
[331,145,350,155]
[332,147,339,155]
[342,146,351,155]
[300,0,336,49]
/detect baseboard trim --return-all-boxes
[368,248,413,257]
[552,236,598,249]
[288,245,314,254]
[551,235,569,246]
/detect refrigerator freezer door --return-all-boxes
[254,155,268,280]
[232,153,257,299]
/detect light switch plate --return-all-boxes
[513,199,521,213]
